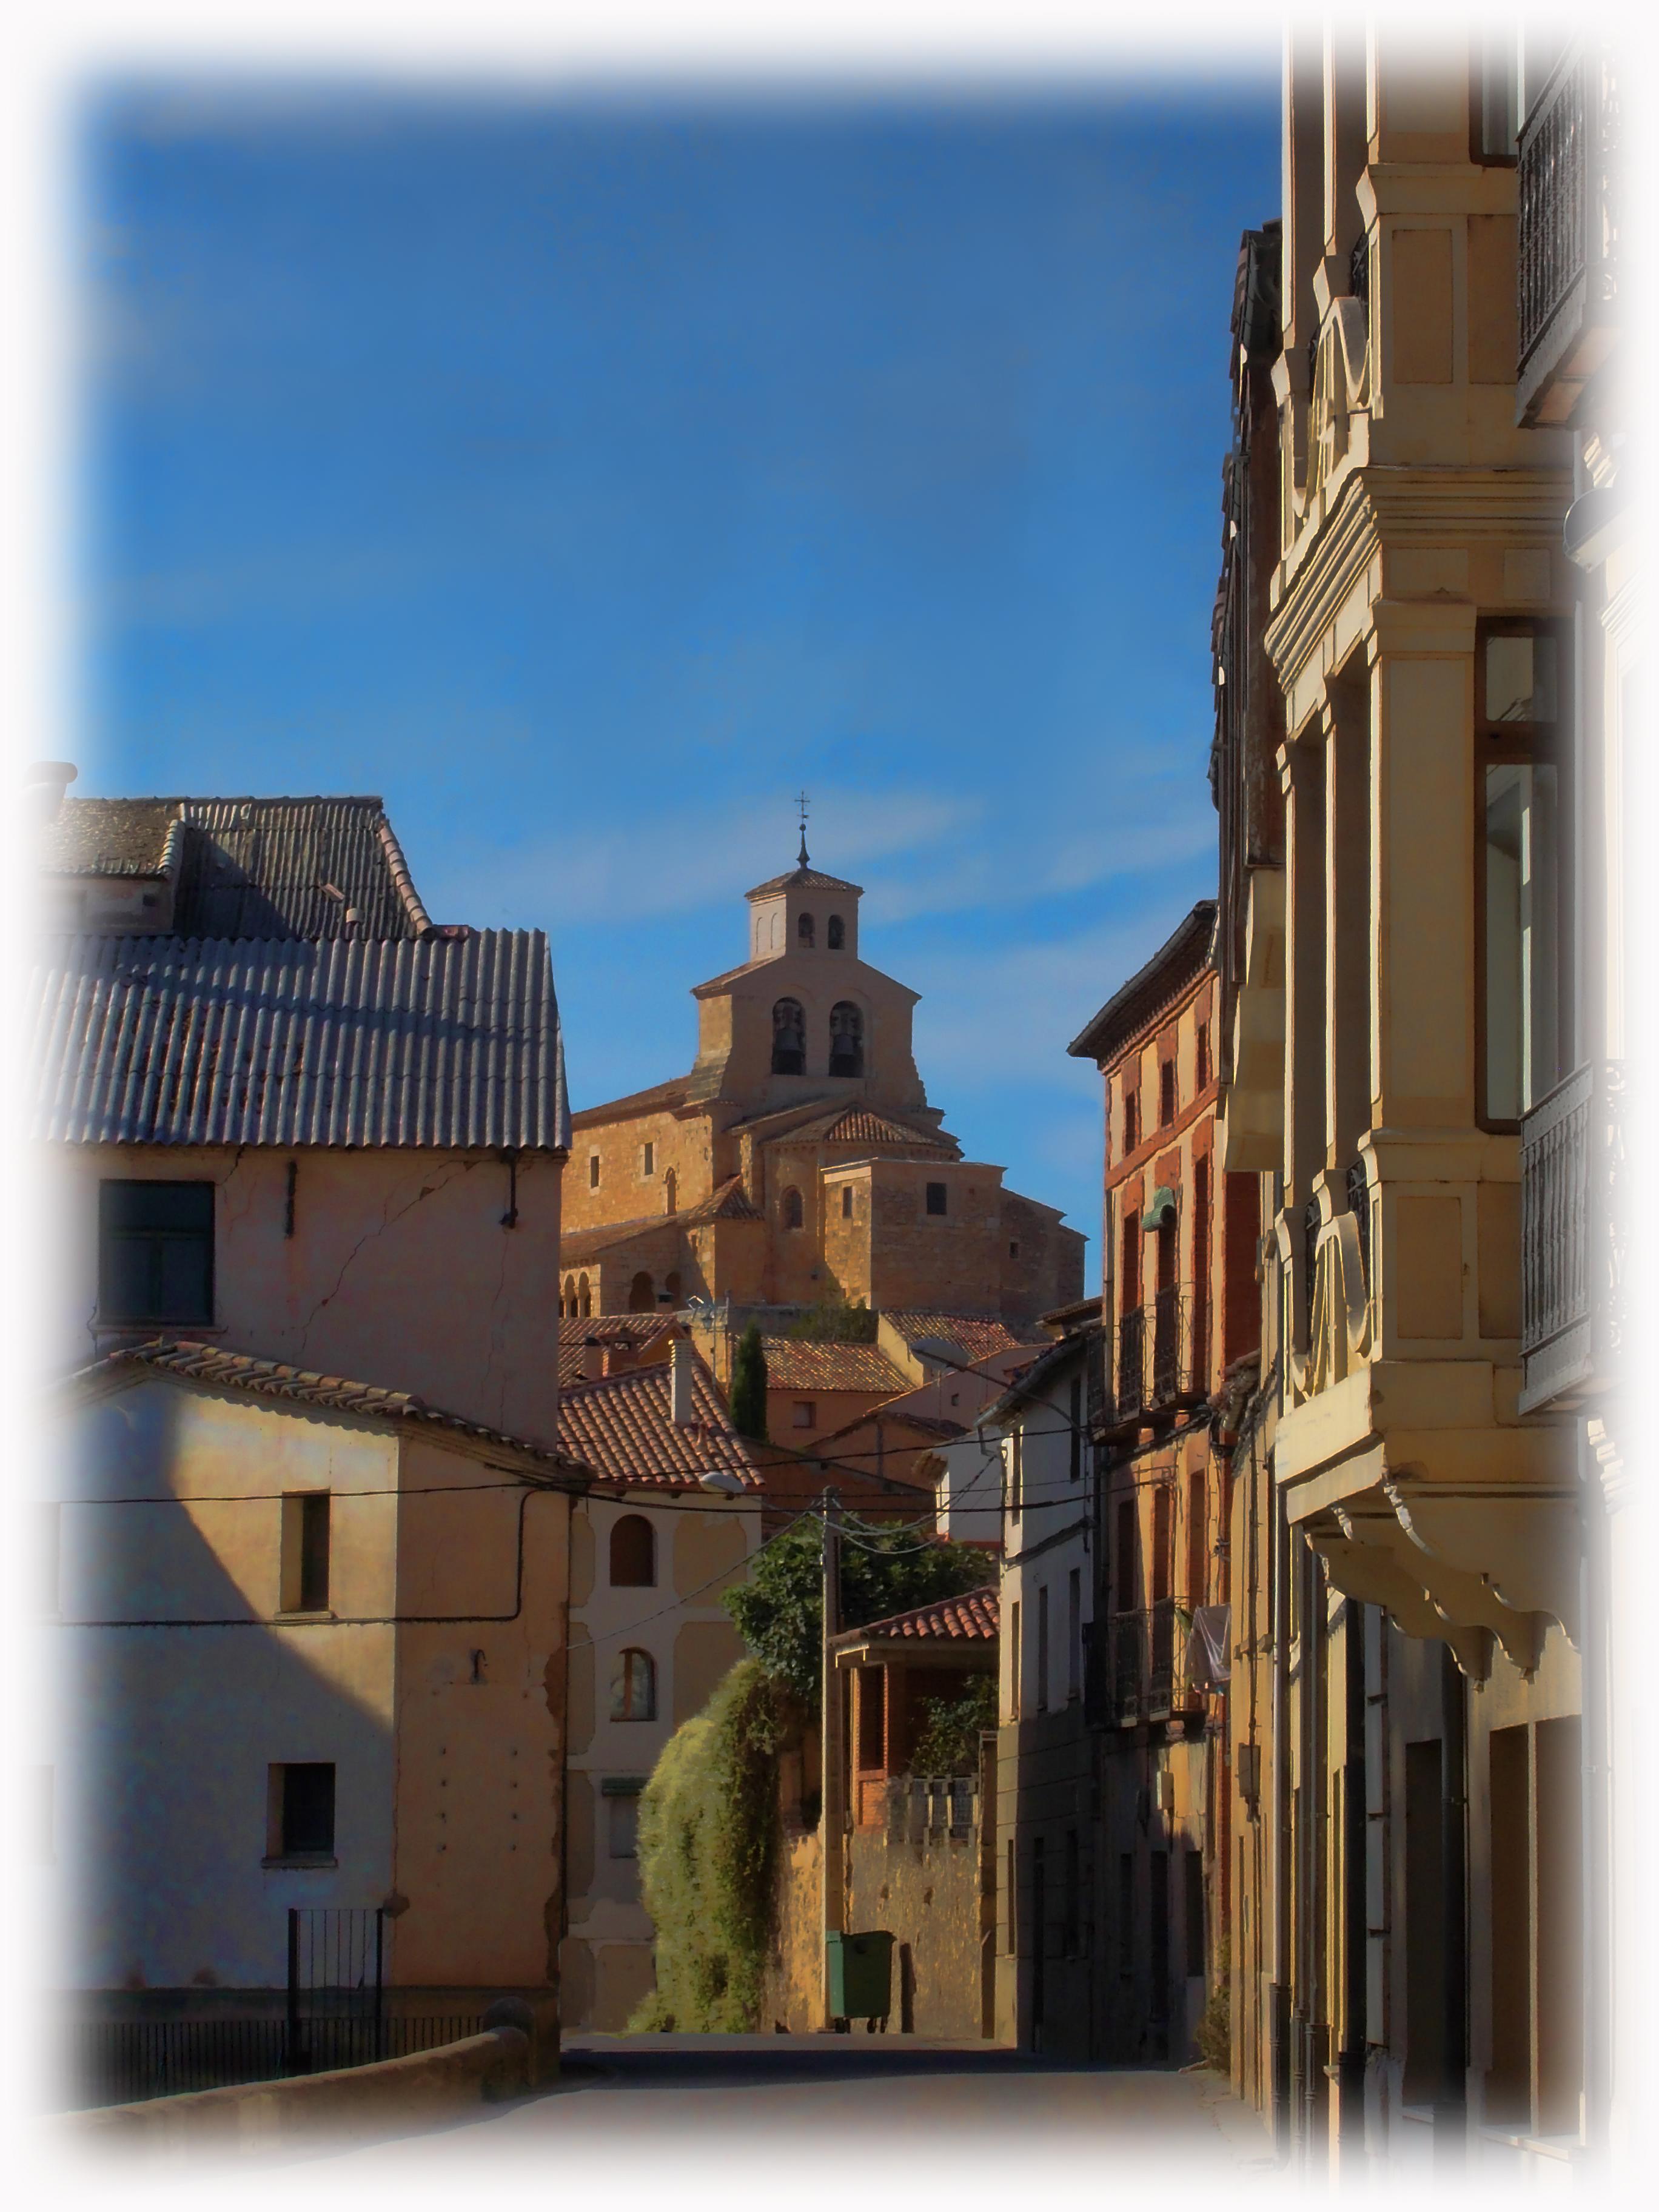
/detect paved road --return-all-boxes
[302,2033,1278,2178]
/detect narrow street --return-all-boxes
[299,2034,1277,2173]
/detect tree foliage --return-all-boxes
[908,1674,997,1776]
[723,1512,991,1714]
[729,1321,768,1440]
[627,1658,786,2033]
[785,1291,879,1343]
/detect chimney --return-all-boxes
[581,1336,605,1383]
[25,759,77,826]
[670,1338,695,1428]
[602,1345,634,1378]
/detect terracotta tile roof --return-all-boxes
[883,1312,1050,1365]
[767,1103,954,1155]
[745,862,863,899]
[836,1584,1000,1646]
[557,1315,677,1386]
[68,1339,589,1478]
[571,1076,691,1128]
[558,1177,760,1265]
[760,1339,911,1393]
[1067,900,1219,1067]
[557,1353,763,1490]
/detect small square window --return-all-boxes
[98,1181,214,1325]
[925,1182,948,1217]
[793,1401,816,1429]
[267,1763,336,1863]
[588,1155,601,1190]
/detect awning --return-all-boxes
[1186,1604,1231,1688]
[1141,1186,1178,1230]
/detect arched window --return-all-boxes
[828,1002,864,1078]
[770,913,781,950]
[665,1270,682,1302]
[578,1273,592,1318]
[827,914,845,950]
[798,912,815,948]
[610,1514,656,1587]
[562,1275,577,1316]
[628,1270,655,1312]
[771,997,806,1076]
[612,1647,657,1721]
[783,1187,805,1230]
[663,1167,677,1215]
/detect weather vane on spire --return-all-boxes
[796,789,811,868]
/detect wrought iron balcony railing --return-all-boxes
[1519,1059,1624,1414]
[1107,1601,1201,1729]
[1150,1285,1200,1407]
[1518,39,1620,427]
[1115,1307,1145,1424]
[1109,1610,1146,1726]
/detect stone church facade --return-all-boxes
[560,848,1084,1327]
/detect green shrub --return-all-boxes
[627,1659,785,2033]
[908,1675,997,1776]
[786,1292,878,1342]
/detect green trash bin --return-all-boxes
[826,1929,894,2021]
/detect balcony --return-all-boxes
[1519,1060,1625,1414]
[1113,1307,1145,1427]
[1517,39,1620,428]
[1107,1601,1201,1729]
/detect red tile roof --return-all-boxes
[559,1176,761,1266]
[882,1312,1050,1364]
[557,1315,676,1386]
[557,1351,763,1491]
[571,1076,691,1128]
[836,1584,999,1645]
[760,1339,911,1393]
[69,1339,589,1478]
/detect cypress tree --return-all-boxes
[729,1321,769,1440]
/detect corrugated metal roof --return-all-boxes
[41,795,432,940]
[31,930,570,1150]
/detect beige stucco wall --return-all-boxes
[54,1142,565,1452]
[56,1375,572,1996]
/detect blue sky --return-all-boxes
[79,75,1279,1271]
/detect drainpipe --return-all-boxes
[1434,1643,1468,2170]
[1338,1599,1367,2162]
[1269,1464,1292,2159]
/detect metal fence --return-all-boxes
[64,2013,486,2111]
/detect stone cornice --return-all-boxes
[1267,464,1573,694]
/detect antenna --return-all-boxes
[796,789,811,868]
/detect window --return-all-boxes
[925,1182,948,1217]
[1471,25,1519,162]
[664,1168,677,1215]
[280,1493,331,1614]
[642,1141,655,1177]
[1116,1500,1137,1612]
[98,1181,213,1324]
[1009,1599,1021,1718]
[562,1275,577,1317]
[606,1779,645,1857]
[1009,1240,1019,1259]
[578,1273,592,1317]
[268,1763,336,1863]
[588,1154,600,1190]
[1186,1468,1205,1604]
[1036,1585,1050,1712]
[664,1271,682,1302]
[612,1648,657,1721]
[1151,1486,1172,1604]
[828,1002,863,1078]
[772,998,806,1076]
[628,1270,655,1312]
[1064,1830,1081,1956]
[793,1401,816,1429]
[783,1186,804,1230]
[857,1667,885,1768]
[827,914,845,950]
[1067,1569,1082,1701]
[609,1515,656,1587]
[1123,1084,1140,1155]
[1159,1059,1176,1127]
[798,912,815,948]
[841,1186,853,1220]
[1196,1022,1212,1091]
[1478,620,1566,1126]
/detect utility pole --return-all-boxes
[820,1488,844,2030]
